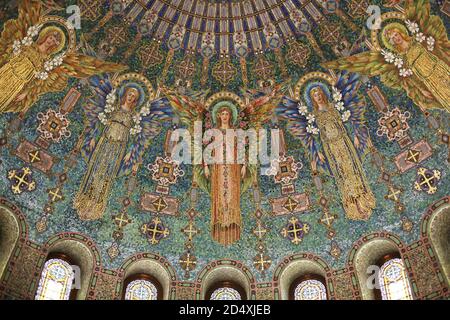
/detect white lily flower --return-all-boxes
[394,57,404,68]
[341,110,351,122]
[313,127,319,135]
[405,20,419,34]
[297,104,308,116]
[399,68,412,77]
[415,32,426,43]
[306,113,315,124]
[333,92,342,103]
[335,101,345,111]
[22,37,32,46]
[381,50,395,63]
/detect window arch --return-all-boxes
[289,275,327,300]
[123,274,163,300]
[377,255,413,300]
[206,281,246,300]
[35,253,76,300]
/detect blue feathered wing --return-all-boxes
[276,96,329,173]
[118,97,173,176]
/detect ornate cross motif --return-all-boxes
[28,150,41,163]
[406,149,421,163]
[112,211,132,229]
[7,167,36,194]
[78,0,102,21]
[253,253,272,273]
[182,222,199,241]
[48,187,64,203]
[179,251,197,277]
[212,58,237,86]
[281,217,310,245]
[141,217,170,245]
[414,167,441,195]
[252,221,267,240]
[138,42,164,67]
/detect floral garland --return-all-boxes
[380,50,413,78]
[12,24,66,80]
[296,87,350,135]
[332,87,351,122]
[405,20,435,51]
[98,89,151,136]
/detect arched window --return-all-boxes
[35,253,76,300]
[289,275,327,300]
[123,274,162,300]
[206,281,246,300]
[378,257,413,300]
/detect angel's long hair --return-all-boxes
[309,86,329,111]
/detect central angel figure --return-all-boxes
[164,88,284,245]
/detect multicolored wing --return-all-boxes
[405,0,450,64]
[162,88,204,130]
[81,73,113,160]
[17,52,127,115]
[0,0,41,66]
[243,83,287,130]
[276,96,329,173]
[322,51,397,78]
[335,71,370,156]
[119,98,173,176]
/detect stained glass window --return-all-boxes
[294,279,327,300]
[125,279,158,300]
[210,287,242,300]
[378,258,413,300]
[35,259,74,300]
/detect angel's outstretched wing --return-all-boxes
[335,71,370,156]
[405,0,449,64]
[81,73,113,160]
[0,0,41,66]
[119,98,173,176]
[276,96,329,173]
[243,83,287,130]
[162,89,209,192]
[17,52,127,114]
[161,88,205,130]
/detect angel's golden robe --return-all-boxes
[74,108,133,220]
[210,135,242,246]
[316,106,375,220]
[0,45,44,113]
[405,42,450,111]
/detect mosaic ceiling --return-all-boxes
[0,0,449,284]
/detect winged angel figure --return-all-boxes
[323,0,449,113]
[276,72,376,221]
[163,86,285,246]
[0,0,126,115]
[73,74,172,221]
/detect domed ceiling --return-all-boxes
[0,0,448,285]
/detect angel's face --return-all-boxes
[311,88,327,106]
[123,88,139,109]
[388,30,406,46]
[43,34,60,53]
[219,109,231,126]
